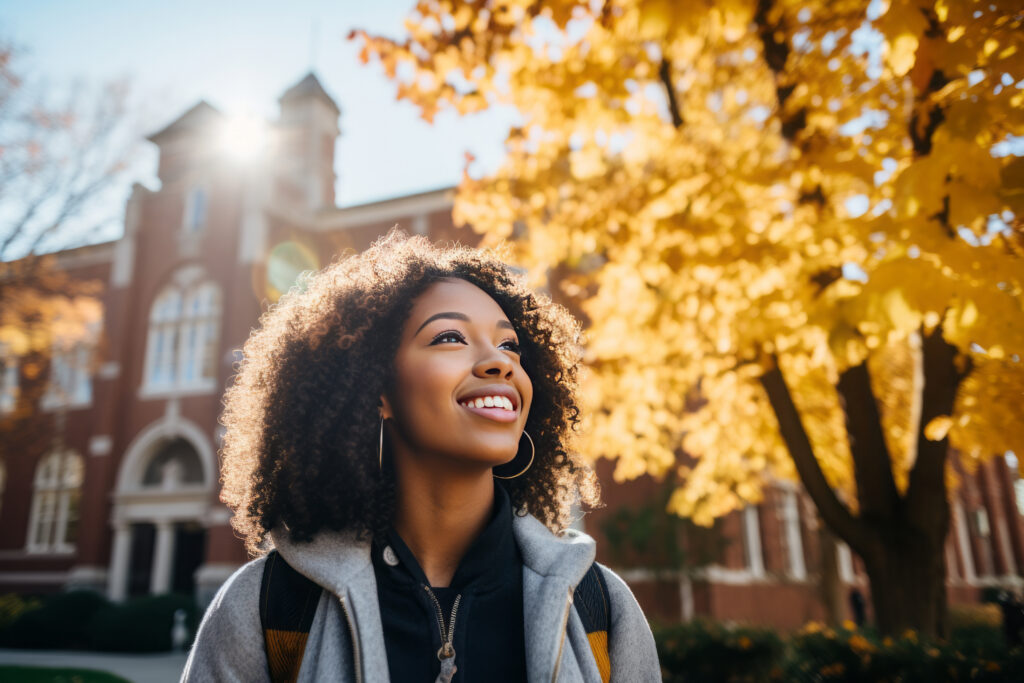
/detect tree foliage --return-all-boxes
[355,0,1022,507]
[355,0,1024,632]
[0,45,129,460]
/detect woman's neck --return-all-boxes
[392,459,495,588]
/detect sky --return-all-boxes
[1,0,517,212]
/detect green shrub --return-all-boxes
[653,617,1024,682]
[654,620,784,682]
[1,590,110,649]
[782,621,1024,682]
[88,593,200,652]
[0,593,43,631]
[0,666,130,683]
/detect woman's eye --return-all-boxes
[500,339,522,354]
[431,330,466,345]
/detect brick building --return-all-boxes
[1,73,1022,626]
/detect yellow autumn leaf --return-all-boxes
[924,415,954,441]
[888,33,918,77]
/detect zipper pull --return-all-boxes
[435,655,457,683]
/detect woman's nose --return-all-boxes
[473,349,514,378]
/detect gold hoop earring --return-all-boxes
[494,430,534,480]
[378,416,385,473]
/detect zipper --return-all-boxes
[338,595,364,683]
[550,588,573,683]
[423,585,462,660]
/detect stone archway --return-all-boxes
[108,418,215,601]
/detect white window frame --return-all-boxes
[742,505,766,578]
[143,287,183,391]
[0,348,17,413]
[1006,452,1024,517]
[778,487,808,580]
[182,185,209,234]
[141,281,220,396]
[26,451,84,554]
[41,333,96,411]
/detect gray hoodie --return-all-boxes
[181,514,660,682]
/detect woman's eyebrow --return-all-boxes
[414,312,516,336]
[415,311,469,335]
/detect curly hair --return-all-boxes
[220,231,600,554]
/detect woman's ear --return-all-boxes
[378,396,393,421]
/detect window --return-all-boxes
[49,344,92,406]
[42,327,97,410]
[178,284,220,383]
[778,487,807,580]
[143,282,221,391]
[742,505,766,577]
[27,451,84,553]
[0,347,16,413]
[183,186,208,233]
[1007,452,1024,517]
[145,288,183,388]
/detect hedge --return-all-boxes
[0,591,201,653]
[0,590,110,650]
[89,593,201,653]
[654,619,1024,682]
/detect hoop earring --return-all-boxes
[494,430,534,480]
[378,417,385,473]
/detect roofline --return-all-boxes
[316,186,455,230]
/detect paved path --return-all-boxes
[0,649,188,682]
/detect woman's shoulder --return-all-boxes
[593,563,662,680]
[181,554,271,682]
[207,553,270,611]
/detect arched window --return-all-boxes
[143,281,220,392]
[27,451,84,553]
[178,283,221,384]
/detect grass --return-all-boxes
[0,666,131,683]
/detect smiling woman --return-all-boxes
[182,231,660,682]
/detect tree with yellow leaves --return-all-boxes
[353,0,1024,636]
[1,45,126,461]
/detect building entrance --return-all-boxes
[109,423,215,602]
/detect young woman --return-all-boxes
[182,233,660,682]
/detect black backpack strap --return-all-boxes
[260,550,323,683]
[573,562,612,683]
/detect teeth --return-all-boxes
[461,396,515,411]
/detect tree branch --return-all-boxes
[906,325,967,530]
[760,359,870,554]
[658,57,683,129]
[837,361,900,521]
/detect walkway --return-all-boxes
[0,649,188,683]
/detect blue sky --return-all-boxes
[2,0,516,209]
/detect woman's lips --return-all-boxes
[460,403,519,423]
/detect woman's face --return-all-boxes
[382,278,533,471]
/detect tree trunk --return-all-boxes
[818,523,845,626]
[861,515,949,638]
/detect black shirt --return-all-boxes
[371,483,527,682]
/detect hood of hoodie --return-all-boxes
[269,514,598,682]
[269,513,596,593]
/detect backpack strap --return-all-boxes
[573,563,612,683]
[260,550,323,683]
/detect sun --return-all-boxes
[217,114,270,164]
